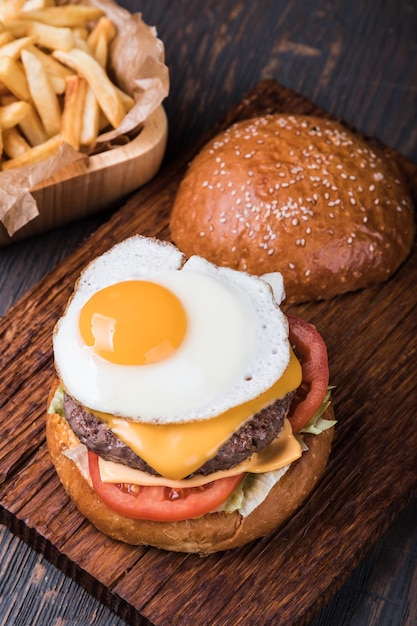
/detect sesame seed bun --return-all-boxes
[169,114,415,302]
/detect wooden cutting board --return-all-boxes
[1,80,416,626]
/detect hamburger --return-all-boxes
[47,235,335,554]
[169,114,415,303]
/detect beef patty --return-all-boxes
[63,391,294,478]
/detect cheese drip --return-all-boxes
[96,349,302,480]
[98,417,302,488]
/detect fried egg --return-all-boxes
[53,235,290,423]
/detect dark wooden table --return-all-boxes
[0,1,416,624]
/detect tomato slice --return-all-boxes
[88,451,245,522]
[287,315,329,433]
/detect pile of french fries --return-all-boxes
[0,0,134,171]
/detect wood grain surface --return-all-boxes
[1,1,416,625]
[0,78,416,626]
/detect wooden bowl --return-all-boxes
[0,105,168,246]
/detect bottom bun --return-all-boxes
[46,392,334,554]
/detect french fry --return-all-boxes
[27,43,73,94]
[93,31,109,67]
[0,100,31,129]
[27,42,73,78]
[87,16,116,51]
[60,74,87,150]
[0,19,27,38]
[0,0,26,21]
[116,86,135,113]
[80,86,100,149]
[0,56,30,100]
[18,102,48,145]
[10,18,75,51]
[73,31,93,55]
[0,35,37,59]
[2,126,30,158]
[22,6,104,28]
[1,133,61,169]
[21,47,61,136]
[22,0,55,11]
[73,26,88,41]
[0,30,14,47]
[53,48,128,128]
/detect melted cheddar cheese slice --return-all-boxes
[94,349,302,480]
[98,417,302,488]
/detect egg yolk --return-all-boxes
[79,280,187,365]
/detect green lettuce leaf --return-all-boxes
[299,386,336,435]
[219,465,290,517]
[48,384,64,416]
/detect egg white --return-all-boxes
[53,235,290,423]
